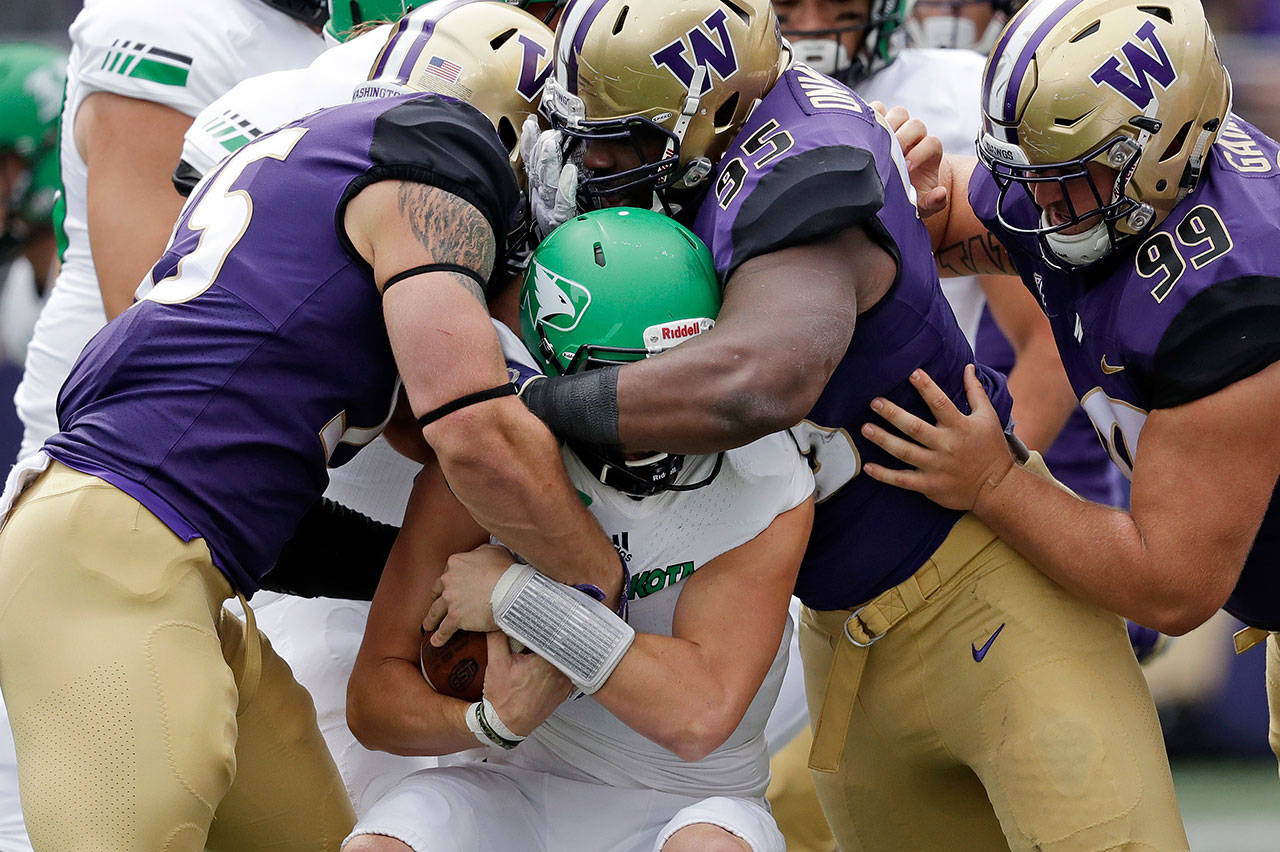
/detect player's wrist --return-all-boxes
[972,452,1020,518]
[465,697,525,749]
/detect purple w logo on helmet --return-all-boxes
[516,33,552,102]
[650,8,739,94]
[1089,20,1177,109]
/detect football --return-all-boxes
[419,629,487,702]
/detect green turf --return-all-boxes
[1174,758,1280,851]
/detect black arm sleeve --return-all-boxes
[1136,274,1280,408]
[260,498,399,601]
[727,145,885,278]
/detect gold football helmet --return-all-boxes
[543,0,787,205]
[361,0,554,158]
[977,0,1231,266]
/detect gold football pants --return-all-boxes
[0,462,355,851]
[800,507,1187,851]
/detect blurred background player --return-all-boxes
[14,0,326,460]
[345,208,814,852]
[906,0,1018,51]
[0,43,64,371]
[171,0,560,815]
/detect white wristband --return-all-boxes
[491,563,635,694]
[465,699,524,749]
[481,697,524,743]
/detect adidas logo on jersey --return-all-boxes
[611,532,632,563]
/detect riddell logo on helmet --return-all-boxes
[644,318,714,353]
[650,9,739,94]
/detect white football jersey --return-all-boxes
[14,0,324,459]
[495,324,815,799]
[857,47,988,346]
[181,24,391,178]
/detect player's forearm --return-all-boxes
[593,635,764,763]
[430,402,622,604]
[616,339,815,454]
[974,464,1219,634]
[1004,349,1076,452]
[346,658,477,756]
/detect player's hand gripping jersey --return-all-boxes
[45,93,518,596]
[971,114,1280,630]
[691,63,1013,610]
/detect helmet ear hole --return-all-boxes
[490,27,518,49]
[713,92,740,131]
[720,0,751,27]
[1138,5,1174,25]
[1158,120,1192,163]
[612,6,630,35]
[497,117,519,153]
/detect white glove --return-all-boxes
[520,115,581,239]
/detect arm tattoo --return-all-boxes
[395,182,497,305]
[936,231,1015,277]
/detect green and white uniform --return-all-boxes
[350,325,815,852]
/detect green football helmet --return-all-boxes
[0,42,67,259]
[521,207,722,496]
[325,0,415,41]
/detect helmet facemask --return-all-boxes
[979,132,1154,268]
[542,72,713,218]
[977,0,1232,269]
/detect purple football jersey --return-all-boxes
[692,64,1013,611]
[47,93,518,595]
[971,115,1280,629]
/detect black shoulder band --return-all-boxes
[382,263,487,294]
[417,383,517,428]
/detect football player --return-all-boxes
[344,208,814,852]
[0,42,64,306]
[767,6,1070,848]
[499,1,1188,849]
[173,0,544,815]
[13,0,327,461]
[860,0,1280,771]
[0,19,622,852]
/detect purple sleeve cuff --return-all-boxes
[571,552,630,620]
